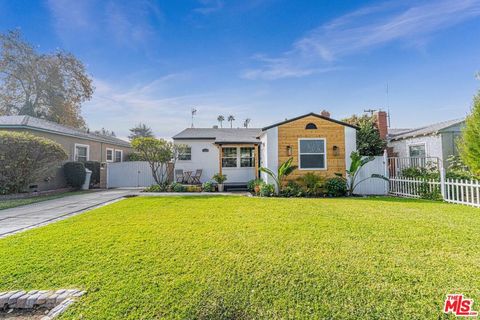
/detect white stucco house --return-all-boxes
[172,112,358,189]
[388,118,465,168]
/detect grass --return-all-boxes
[0,191,86,210]
[0,196,479,319]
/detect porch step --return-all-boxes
[224,184,248,192]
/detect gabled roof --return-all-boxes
[0,115,131,147]
[261,112,359,131]
[388,118,465,141]
[172,128,262,144]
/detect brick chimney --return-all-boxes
[375,111,388,140]
[320,110,330,118]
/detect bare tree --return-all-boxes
[0,30,93,128]
[243,118,251,128]
[217,115,225,128]
[227,115,235,128]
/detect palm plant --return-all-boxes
[259,157,297,195]
[346,151,388,195]
[227,115,235,128]
[243,118,251,128]
[217,115,225,128]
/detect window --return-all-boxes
[409,144,426,158]
[240,147,255,167]
[305,123,317,130]
[74,144,89,162]
[114,150,123,162]
[222,147,237,167]
[178,147,192,160]
[298,139,326,169]
[106,148,114,162]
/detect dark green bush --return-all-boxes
[84,161,100,186]
[144,184,164,192]
[325,177,347,197]
[418,181,442,200]
[63,162,86,189]
[170,182,186,192]
[202,181,214,192]
[281,181,305,197]
[247,179,263,192]
[259,183,275,197]
[297,172,325,196]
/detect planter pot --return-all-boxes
[254,185,260,194]
[218,184,224,192]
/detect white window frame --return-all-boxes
[222,147,238,168]
[178,146,192,161]
[114,149,123,162]
[106,148,114,162]
[407,142,427,158]
[74,143,90,162]
[298,138,327,170]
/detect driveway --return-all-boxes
[0,189,135,238]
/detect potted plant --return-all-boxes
[212,173,227,192]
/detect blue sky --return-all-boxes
[0,0,479,138]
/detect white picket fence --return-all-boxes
[389,176,480,207]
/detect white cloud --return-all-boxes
[193,0,224,15]
[243,0,480,80]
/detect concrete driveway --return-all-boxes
[0,190,135,238]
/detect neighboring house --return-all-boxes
[173,112,358,189]
[388,118,465,168]
[0,115,132,191]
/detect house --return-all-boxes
[387,118,465,168]
[0,115,132,191]
[172,112,358,189]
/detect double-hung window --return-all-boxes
[74,144,89,162]
[240,147,254,167]
[114,150,123,162]
[106,148,114,162]
[178,147,192,160]
[222,147,237,167]
[298,139,326,170]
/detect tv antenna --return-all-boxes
[191,108,197,128]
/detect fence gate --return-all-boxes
[107,161,157,188]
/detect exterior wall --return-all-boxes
[388,134,443,160]
[441,132,462,164]
[4,128,132,191]
[277,115,349,181]
[174,139,219,183]
[344,126,357,170]
[259,127,278,185]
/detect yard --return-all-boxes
[0,196,478,319]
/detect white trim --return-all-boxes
[114,149,123,162]
[177,146,192,161]
[74,143,90,162]
[298,138,327,170]
[106,148,114,162]
[406,142,427,157]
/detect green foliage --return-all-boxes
[247,179,263,192]
[63,162,86,189]
[281,181,305,197]
[401,166,439,180]
[125,152,146,161]
[297,172,325,196]
[212,173,227,184]
[84,161,100,186]
[0,131,67,194]
[0,191,85,210]
[459,90,480,175]
[259,183,275,197]
[446,156,478,180]
[325,177,347,197]
[170,182,186,192]
[346,151,387,195]
[259,157,297,195]
[418,181,442,201]
[128,123,154,141]
[202,181,215,192]
[343,114,386,156]
[143,184,165,192]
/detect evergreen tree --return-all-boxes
[128,123,154,140]
[459,91,480,175]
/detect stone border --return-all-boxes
[0,289,85,319]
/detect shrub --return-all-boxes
[259,183,275,197]
[64,162,86,189]
[202,181,215,192]
[325,177,347,197]
[401,166,439,180]
[212,173,227,184]
[247,179,263,193]
[281,181,305,197]
[297,172,325,196]
[144,184,163,192]
[418,181,442,200]
[84,161,100,186]
[170,182,186,192]
[186,185,201,192]
[0,131,67,195]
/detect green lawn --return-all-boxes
[0,196,479,319]
[0,191,87,210]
